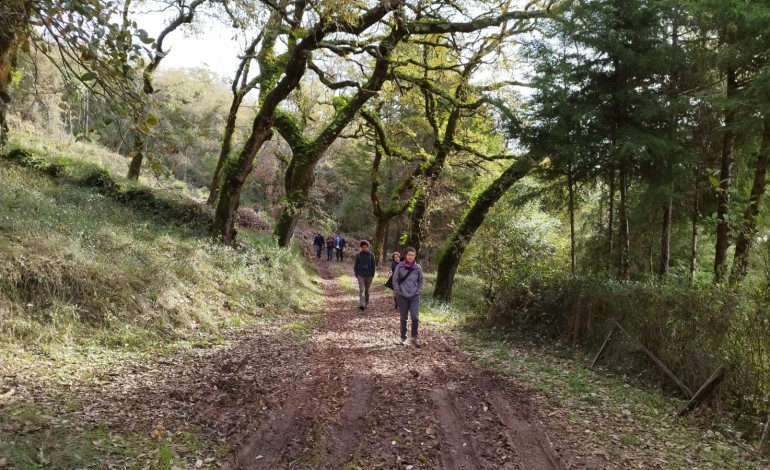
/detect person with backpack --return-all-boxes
[354,240,376,311]
[312,233,325,259]
[334,232,346,261]
[384,251,400,309]
[325,235,334,261]
[393,247,424,347]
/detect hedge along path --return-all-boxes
[224,257,574,470]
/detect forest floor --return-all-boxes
[1,255,766,469]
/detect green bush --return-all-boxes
[489,275,770,439]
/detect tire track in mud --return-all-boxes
[313,372,374,469]
[231,375,323,468]
[429,387,484,470]
[487,391,564,470]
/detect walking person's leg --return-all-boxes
[397,295,409,342]
[409,297,420,345]
[363,276,372,307]
[356,275,367,310]
[316,245,321,258]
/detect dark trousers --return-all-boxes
[335,248,344,261]
[315,245,322,258]
[326,246,333,260]
[397,295,420,339]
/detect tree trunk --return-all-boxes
[659,202,672,276]
[433,158,534,301]
[730,120,770,283]
[208,93,244,204]
[381,219,390,263]
[714,69,737,283]
[274,153,318,246]
[214,115,275,242]
[691,164,701,279]
[126,132,145,180]
[568,163,577,276]
[606,167,616,273]
[372,216,390,263]
[0,1,27,146]
[618,164,630,280]
[406,191,427,253]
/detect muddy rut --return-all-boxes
[222,259,567,470]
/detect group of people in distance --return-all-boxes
[312,232,347,261]
[312,232,424,347]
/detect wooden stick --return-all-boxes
[589,323,619,369]
[678,365,729,416]
[756,390,770,455]
[612,320,693,398]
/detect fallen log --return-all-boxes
[678,365,729,417]
[612,320,693,399]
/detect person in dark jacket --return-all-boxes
[393,247,424,346]
[334,232,346,261]
[354,240,376,311]
[389,251,400,309]
[325,235,334,261]
[313,233,324,259]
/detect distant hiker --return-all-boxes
[313,233,324,259]
[334,232,346,261]
[384,251,400,309]
[325,235,334,261]
[354,240,376,311]
[393,247,424,347]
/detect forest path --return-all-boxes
[220,257,579,469]
[1,256,616,469]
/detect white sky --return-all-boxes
[136,7,242,81]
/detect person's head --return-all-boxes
[360,240,370,251]
[404,247,416,263]
[336,231,340,235]
[391,252,400,262]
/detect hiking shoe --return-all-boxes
[400,337,408,345]
[359,305,365,311]
[411,337,421,348]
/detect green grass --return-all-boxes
[0,139,321,351]
[0,130,325,469]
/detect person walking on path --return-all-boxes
[389,252,400,309]
[325,235,334,261]
[313,233,325,259]
[393,247,424,347]
[334,232,346,261]
[354,240,376,311]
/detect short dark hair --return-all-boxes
[404,246,416,255]
[360,240,370,247]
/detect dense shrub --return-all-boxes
[489,275,770,438]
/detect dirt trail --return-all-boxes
[221,259,569,469]
[3,257,614,469]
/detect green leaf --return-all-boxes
[146,114,159,127]
[80,71,97,82]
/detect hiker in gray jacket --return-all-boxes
[393,246,424,347]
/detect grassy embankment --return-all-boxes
[0,130,323,468]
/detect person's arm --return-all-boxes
[417,267,424,296]
[392,266,401,295]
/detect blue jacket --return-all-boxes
[334,236,346,249]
